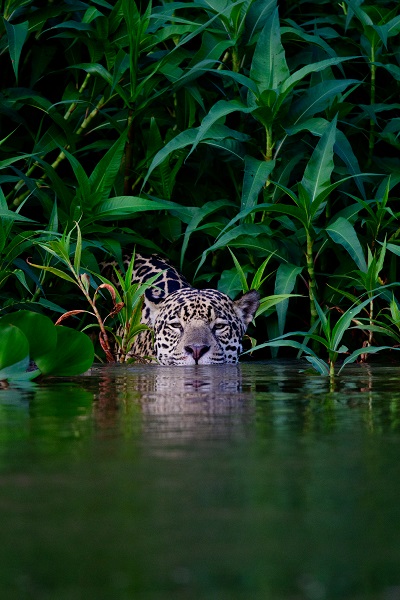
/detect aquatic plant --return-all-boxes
[0,310,94,382]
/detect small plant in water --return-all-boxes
[247,289,400,379]
[30,224,160,363]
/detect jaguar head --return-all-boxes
[147,288,260,365]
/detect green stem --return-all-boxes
[368,297,373,346]
[306,229,318,329]
[265,127,274,161]
[232,46,240,73]
[124,109,135,195]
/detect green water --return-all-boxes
[1,361,400,600]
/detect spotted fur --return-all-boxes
[106,254,260,365]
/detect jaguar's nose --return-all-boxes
[184,344,211,363]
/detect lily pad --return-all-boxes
[36,326,94,376]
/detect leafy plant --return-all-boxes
[0,310,94,382]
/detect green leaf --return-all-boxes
[0,323,29,370]
[256,294,301,317]
[250,7,289,92]
[187,99,253,158]
[91,196,193,222]
[241,156,275,210]
[28,259,77,285]
[0,209,34,222]
[89,133,127,205]
[228,248,249,293]
[305,356,330,376]
[180,200,232,270]
[36,326,94,376]
[301,115,337,209]
[331,293,383,351]
[61,148,91,203]
[281,56,357,96]
[326,217,367,272]
[3,19,29,83]
[338,346,399,374]
[0,311,57,362]
[74,221,82,274]
[274,263,303,335]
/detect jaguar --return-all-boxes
[106,254,260,365]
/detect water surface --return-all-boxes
[1,361,400,600]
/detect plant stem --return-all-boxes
[368,297,373,346]
[78,282,115,362]
[124,109,135,195]
[265,127,273,161]
[306,230,318,329]
[232,46,240,73]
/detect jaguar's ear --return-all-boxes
[234,289,260,327]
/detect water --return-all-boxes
[1,360,400,600]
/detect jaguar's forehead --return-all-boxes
[159,288,235,320]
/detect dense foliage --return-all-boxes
[1,0,400,369]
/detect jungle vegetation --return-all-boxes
[1,0,400,373]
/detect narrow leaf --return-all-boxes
[301,115,337,208]
[250,7,289,92]
[3,19,29,82]
[326,217,367,272]
[241,156,275,210]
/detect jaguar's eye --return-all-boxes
[213,321,228,332]
[169,320,183,331]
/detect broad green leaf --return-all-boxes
[0,310,57,361]
[305,356,330,376]
[36,326,94,376]
[326,217,367,272]
[256,294,301,317]
[245,0,276,43]
[281,57,356,97]
[0,357,36,382]
[301,115,337,208]
[284,116,365,199]
[89,133,127,205]
[386,243,400,257]
[0,323,29,370]
[143,129,197,186]
[187,100,253,158]
[61,148,91,203]
[91,196,193,222]
[3,19,29,82]
[250,7,289,92]
[0,209,34,222]
[274,264,303,335]
[241,156,275,210]
[344,0,373,29]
